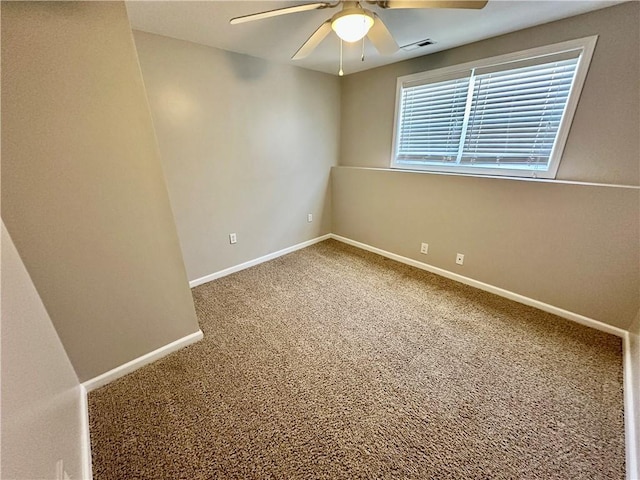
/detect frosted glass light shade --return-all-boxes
[331,11,374,43]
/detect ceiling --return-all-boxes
[125,0,623,76]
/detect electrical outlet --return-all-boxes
[420,243,429,254]
[456,253,464,265]
[307,213,313,223]
[229,233,237,244]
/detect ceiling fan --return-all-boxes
[230,1,488,74]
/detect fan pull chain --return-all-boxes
[361,36,365,62]
[339,39,344,76]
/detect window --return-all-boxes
[391,37,597,179]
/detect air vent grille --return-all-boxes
[401,39,436,51]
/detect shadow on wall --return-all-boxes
[224,50,271,80]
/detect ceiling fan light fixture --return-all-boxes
[331,9,374,43]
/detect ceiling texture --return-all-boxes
[126,0,624,76]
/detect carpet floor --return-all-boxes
[88,239,625,479]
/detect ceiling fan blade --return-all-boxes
[367,15,399,56]
[230,3,333,25]
[373,0,488,9]
[292,20,333,60]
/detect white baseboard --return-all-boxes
[329,234,626,338]
[189,234,332,288]
[77,233,636,477]
[189,232,625,337]
[623,332,639,480]
[82,329,203,392]
[330,233,636,476]
[79,384,93,479]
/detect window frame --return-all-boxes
[390,36,598,179]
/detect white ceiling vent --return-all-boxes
[401,39,436,51]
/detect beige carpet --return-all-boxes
[89,239,625,479]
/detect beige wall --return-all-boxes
[335,2,639,330]
[332,168,638,329]
[132,31,340,282]
[1,224,84,480]
[1,2,200,382]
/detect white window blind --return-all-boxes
[392,37,597,179]
[396,76,470,165]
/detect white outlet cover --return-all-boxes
[456,253,464,265]
[420,243,428,254]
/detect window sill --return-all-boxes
[334,165,640,190]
